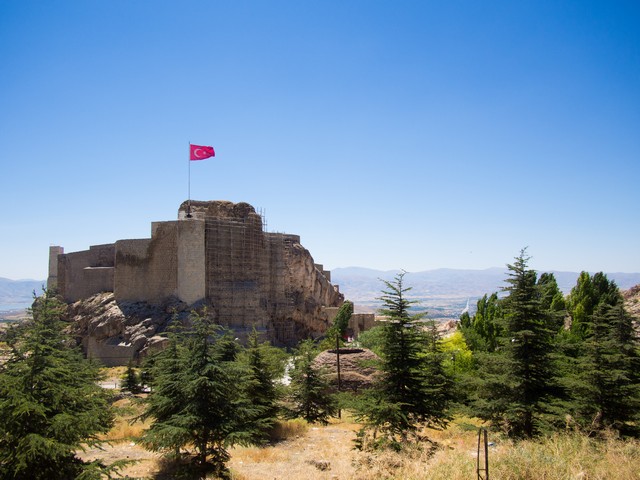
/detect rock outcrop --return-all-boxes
[313,348,380,392]
[65,292,191,366]
[622,284,640,334]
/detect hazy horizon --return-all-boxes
[4,264,640,284]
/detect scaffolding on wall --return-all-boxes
[203,209,302,345]
[205,217,266,331]
[268,233,296,344]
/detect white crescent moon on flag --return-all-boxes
[194,148,205,158]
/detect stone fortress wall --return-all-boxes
[54,243,116,303]
[48,201,371,361]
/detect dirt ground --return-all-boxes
[80,441,161,479]
[79,419,361,479]
[228,421,360,480]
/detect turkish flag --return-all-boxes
[190,144,215,160]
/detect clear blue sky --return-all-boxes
[1,1,639,281]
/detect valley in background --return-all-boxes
[331,267,640,321]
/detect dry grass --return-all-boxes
[347,423,640,480]
[230,416,640,480]
[229,417,360,480]
[101,365,127,377]
[101,396,150,443]
[81,396,640,480]
[79,396,158,479]
[269,418,309,442]
[98,367,149,443]
[488,432,640,480]
[348,417,482,480]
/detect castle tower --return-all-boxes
[47,245,64,290]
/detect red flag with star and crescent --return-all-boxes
[190,144,215,160]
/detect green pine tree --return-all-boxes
[138,325,187,457]
[473,250,559,438]
[354,271,451,449]
[121,360,141,394]
[287,339,337,425]
[570,300,640,436]
[0,292,115,480]
[240,328,281,444]
[140,310,255,477]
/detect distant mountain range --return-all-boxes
[0,277,44,312]
[331,267,640,320]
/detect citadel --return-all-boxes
[47,200,373,365]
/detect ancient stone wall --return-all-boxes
[313,307,375,339]
[67,292,183,367]
[85,336,135,367]
[56,244,115,302]
[204,215,267,332]
[182,200,345,346]
[271,235,343,344]
[177,219,206,305]
[350,313,376,336]
[114,222,178,304]
[47,245,64,290]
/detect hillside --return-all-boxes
[623,284,640,314]
[623,284,640,331]
[81,397,640,480]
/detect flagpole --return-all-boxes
[187,142,192,218]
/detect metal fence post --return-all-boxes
[477,427,489,480]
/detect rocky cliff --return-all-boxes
[66,280,341,367]
[65,292,188,366]
[313,348,380,392]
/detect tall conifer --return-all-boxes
[287,339,337,425]
[0,293,115,480]
[121,360,141,394]
[140,311,255,477]
[473,250,558,438]
[571,297,640,435]
[567,271,620,339]
[355,271,451,449]
[240,329,280,444]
